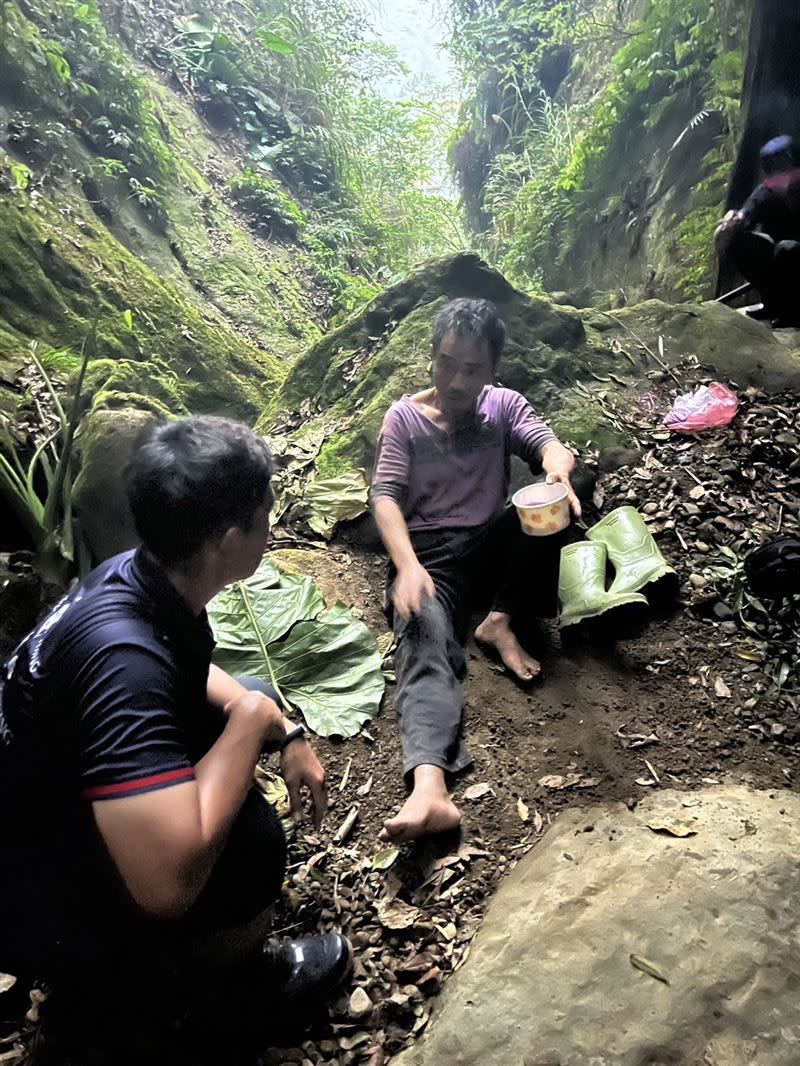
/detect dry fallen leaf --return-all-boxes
[646,819,698,838]
[517,797,530,822]
[714,676,732,698]
[533,809,544,833]
[538,773,574,789]
[630,953,670,985]
[339,1030,372,1051]
[463,782,494,801]
[396,951,437,979]
[538,773,598,790]
[356,774,373,797]
[377,898,420,930]
[457,843,490,861]
[616,726,659,749]
[436,921,457,941]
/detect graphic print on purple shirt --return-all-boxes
[371,385,557,530]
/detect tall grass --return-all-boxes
[0,327,93,585]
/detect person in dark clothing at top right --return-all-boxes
[716,134,800,326]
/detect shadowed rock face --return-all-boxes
[394,784,800,1066]
[265,252,800,480]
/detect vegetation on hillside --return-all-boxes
[134,0,466,309]
[1,0,465,330]
[444,0,746,299]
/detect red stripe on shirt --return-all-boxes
[81,766,195,801]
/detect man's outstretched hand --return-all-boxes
[545,472,582,519]
[392,562,435,620]
[715,209,743,249]
[281,739,328,828]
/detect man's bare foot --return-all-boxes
[474,611,541,682]
[380,765,462,843]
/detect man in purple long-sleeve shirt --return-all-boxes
[371,298,581,842]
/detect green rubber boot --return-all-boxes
[558,540,649,629]
[587,505,679,600]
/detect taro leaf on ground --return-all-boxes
[209,559,324,652]
[208,561,383,738]
[266,604,384,737]
[305,471,369,539]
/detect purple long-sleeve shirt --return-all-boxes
[371,385,557,531]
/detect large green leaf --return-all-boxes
[208,561,383,738]
[209,558,324,658]
[266,604,384,738]
[255,29,295,55]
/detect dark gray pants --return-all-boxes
[729,229,800,321]
[388,508,572,781]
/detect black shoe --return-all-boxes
[262,933,352,1006]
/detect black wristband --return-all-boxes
[278,724,306,752]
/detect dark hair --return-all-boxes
[432,298,506,367]
[761,134,797,175]
[125,416,274,567]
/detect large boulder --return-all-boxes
[73,407,156,562]
[395,785,800,1066]
[264,253,800,480]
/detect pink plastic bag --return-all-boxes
[663,381,739,433]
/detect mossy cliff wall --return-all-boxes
[0,0,322,421]
[452,0,752,305]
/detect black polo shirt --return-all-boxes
[0,548,222,975]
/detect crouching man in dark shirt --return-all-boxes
[716,134,800,326]
[0,416,350,1064]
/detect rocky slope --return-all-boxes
[450,0,752,304]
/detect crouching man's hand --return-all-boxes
[224,689,287,750]
[715,209,743,249]
[281,737,328,828]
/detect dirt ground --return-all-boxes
[254,387,800,1064]
[4,391,798,1066]
[258,526,799,1066]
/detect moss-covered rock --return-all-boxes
[267,254,800,480]
[604,301,800,393]
[73,406,156,561]
[266,252,630,476]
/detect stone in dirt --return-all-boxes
[394,785,800,1066]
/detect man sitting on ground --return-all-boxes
[716,134,800,326]
[0,416,350,1063]
[371,298,580,843]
